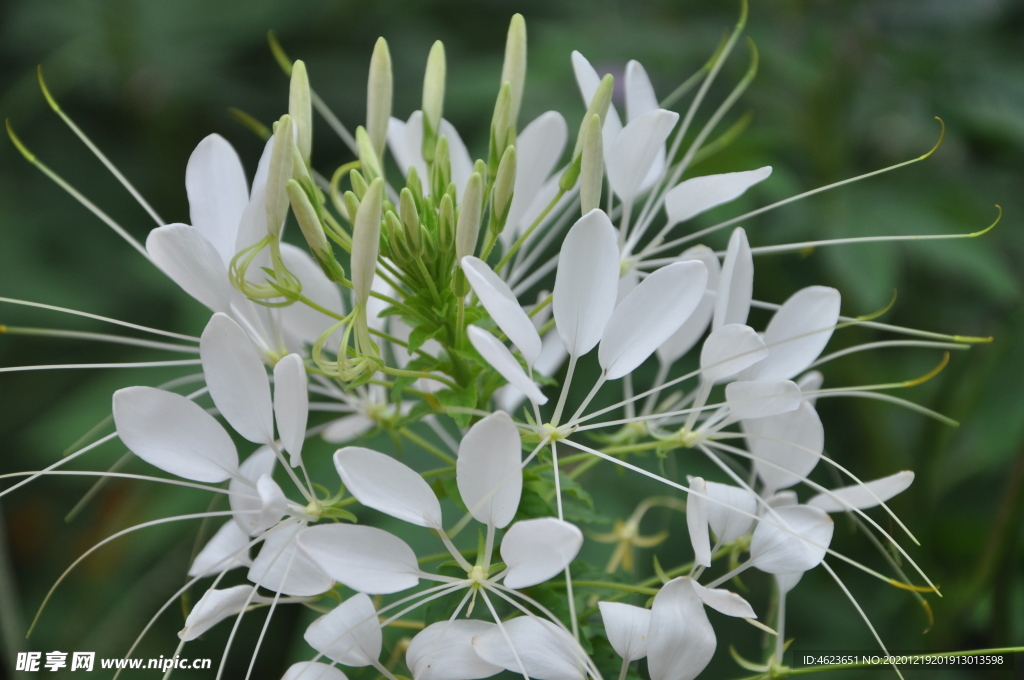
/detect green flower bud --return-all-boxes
[289,61,312,166]
[350,168,368,201]
[580,113,604,215]
[490,145,516,234]
[438,192,455,251]
[384,209,408,260]
[430,135,451,205]
[501,14,527,128]
[399,187,422,251]
[456,172,484,261]
[352,177,384,308]
[266,115,295,237]
[344,190,361,227]
[286,179,344,282]
[406,166,424,203]
[356,126,383,181]
[366,37,393,162]
[421,40,446,163]
[489,81,512,172]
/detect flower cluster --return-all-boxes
[2,5,999,680]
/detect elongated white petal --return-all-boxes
[473,617,586,680]
[274,354,308,467]
[607,109,678,203]
[571,51,623,146]
[500,518,583,589]
[705,481,758,544]
[808,471,915,512]
[185,134,249,265]
[407,620,503,680]
[298,524,421,594]
[248,524,334,597]
[686,477,711,568]
[624,60,659,122]
[322,414,376,443]
[647,578,716,680]
[599,601,652,662]
[188,520,252,577]
[201,313,274,444]
[468,326,548,405]
[279,243,346,348]
[553,209,620,357]
[599,260,708,379]
[457,411,523,530]
[656,245,722,364]
[692,582,757,619]
[725,380,802,420]
[743,286,841,381]
[334,447,442,529]
[304,593,382,667]
[505,111,568,237]
[750,505,834,574]
[113,386,238,483]
[744,401,824,495]
[713,227,753,329]
[179,585,254,641]
[665,167,772,225]
[776,571,804,595]
[146,224,231,313]
[282,662,348,680]
[230,446,277,535]
[388,111,473,194]
[700,324,768,384]
[463,257,541,364]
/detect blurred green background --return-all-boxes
[1,0,1021,678]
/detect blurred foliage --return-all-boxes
[1,0,1021,678]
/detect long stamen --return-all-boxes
[0,359,202,374]
[0,297,199,342]
[0,325,199,354]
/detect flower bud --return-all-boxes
[366,37,392,162]
[356,126,382,181]
[399,187,422,251]
[350,168,368,201]
[406,166,424,203]
[490,145,516,234]
[456,172,483,262]
[561,73,613,191]
[501,14,527,128]
[430,135,451,204]
[421,40,446,163]
[287,179,344,282]
[265,115,295,237]
[289,61,312,166]
[352,177,384,308]
[438,192,455,251]
[580,113,604,215]
[343,191,361,228]
[489,81,512,171]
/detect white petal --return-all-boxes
[553,209,620,357]
[705,481,758,544]
[646,578,716,680]
[304,593,382,667]
[282,662,348,680]
[743,286,841,381]
[468,326,548,405]
[201,313,274,444]
[230,446,277,535]
[599,601,651,662]
[334,447,442,529]
[113,386,238,483]
[692,582,757,619]
[808,471,915,513]
[407,620,503,680]
[440,118,474,194]
[750,505,834,574]
[457,411,523,530]
[248,524,334,597]
[599,260,708,379]
[179,585,253,641]
[571,51,623,146]
[506,112,568,237]
[279,244,346,348]
[725,380,802,420]
[321,414,376,443]
[796,370,824,406]
[500,518,583,589]
[185,134,249,266]
[274,354,309,467]
[624,60,659,122]
[298,524,421,594]
[388,113,424,181]
[768,490,799,508]
[607,109,679,204]
[686,477,711,568]
[656,245,722,365]
[463,257,541,364]
[744,401,824,494]
[713,227,753,329]
[700,324,768,384]
[146,224,231,313]
[776,571,804,595]
[473,617,585,680]
[665,167,772,225]
[253,474,288,534]
[188,521,252,577]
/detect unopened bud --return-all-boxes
[438,192,455,251]
[350,169,368,201]
[580,113,604,215]
[343,191,361,227]
[489,82,512,171]
[287,179,344,281]
[490,145,516,234]
[266,115,295,236]
[430,136,451,203]
[289,61,312,165]
[366,37,393,162]
[421,40,446,163]
[399,188,421,251]
[356,126,383,180]
[352,177,384,308]
[384,210,409,259]
[405,166,424,203]
[456,172,484,262]
[560,74,612,191]
[501,14,527,128]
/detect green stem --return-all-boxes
[494,189,566,273]
[380,365,457,391]
[399,428,456,465]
